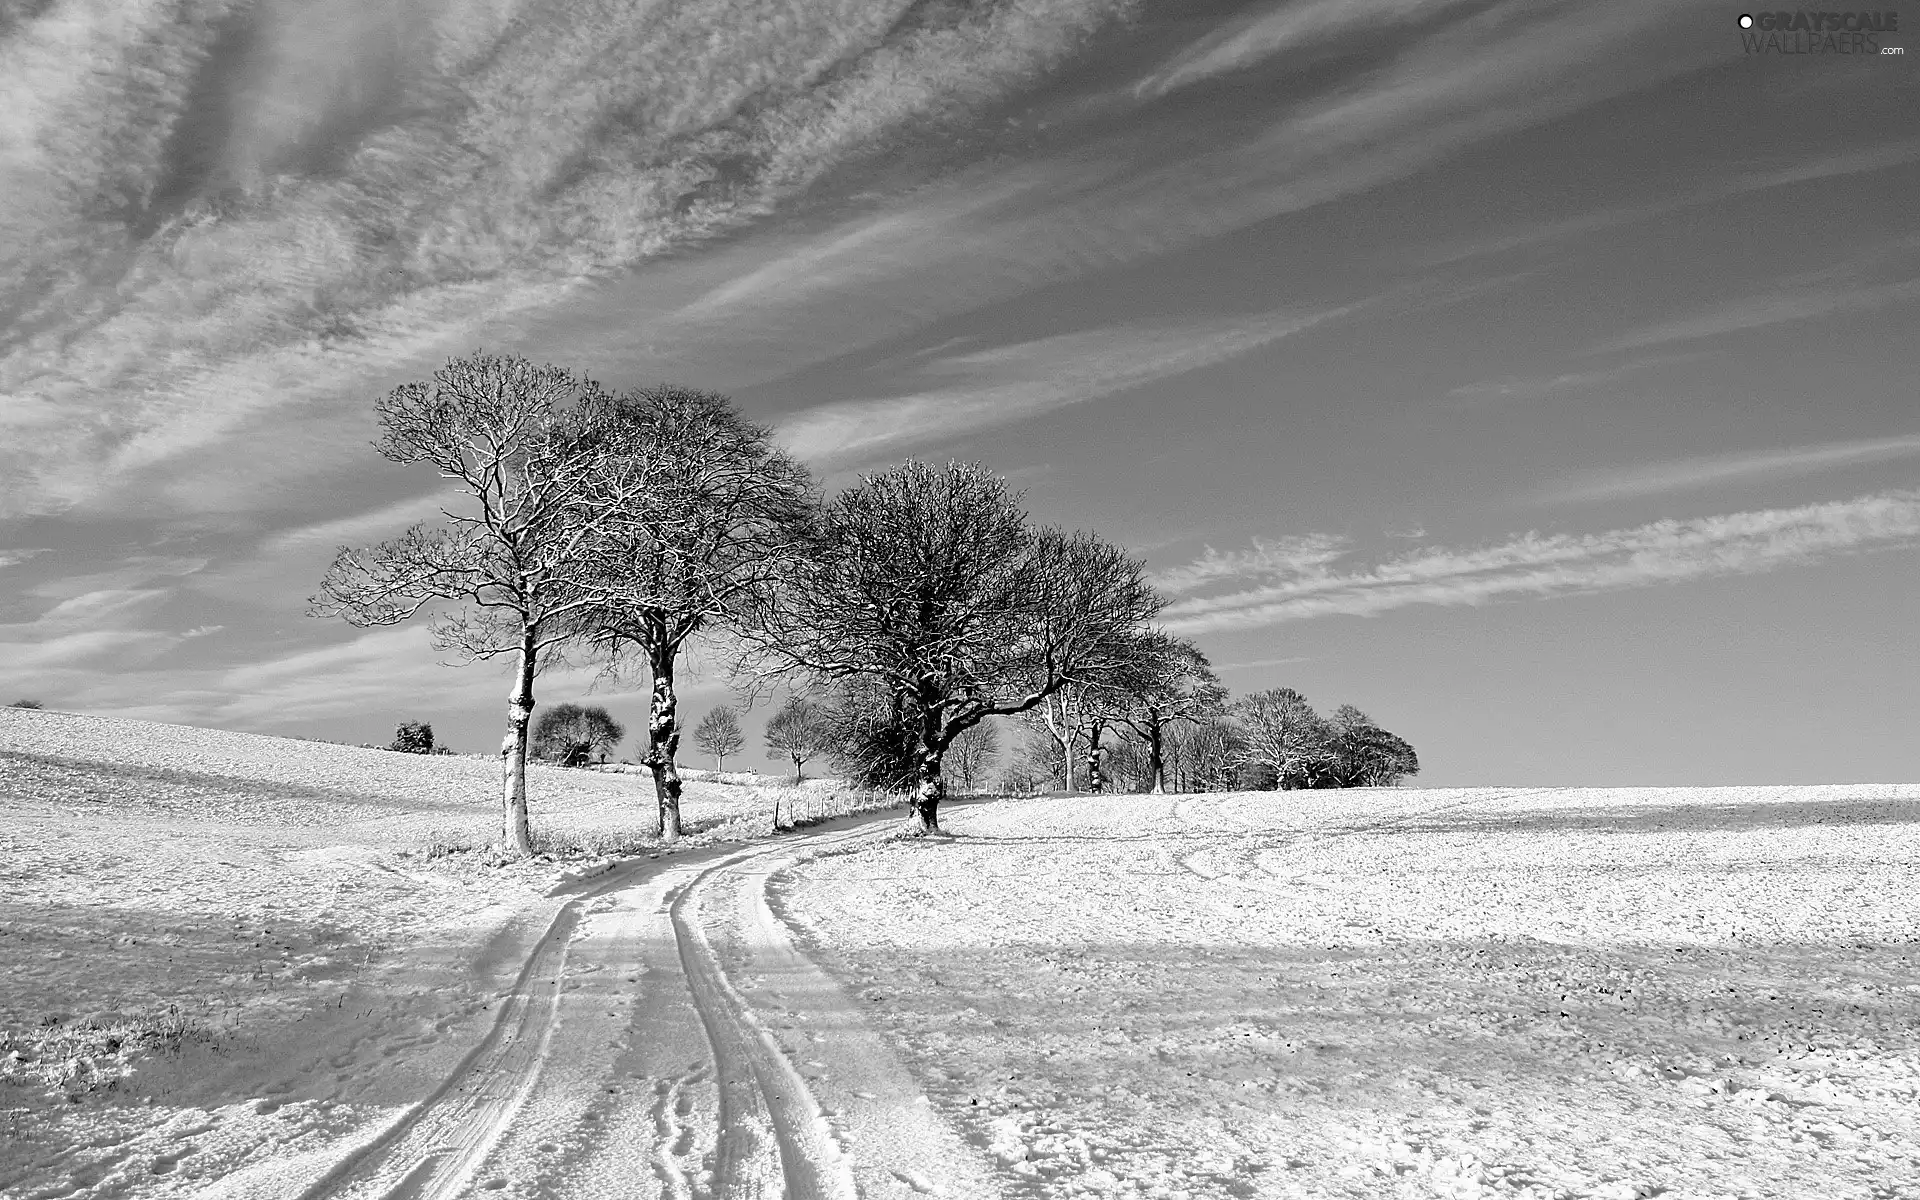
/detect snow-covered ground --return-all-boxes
[0,707,892,1197]
[778,786,1920,1200]
[7,706,1917,1200]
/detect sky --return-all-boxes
[1,0,1916,785]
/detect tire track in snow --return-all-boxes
[295,815,969,1200]
[668,843,864,1199]
[740,844,1006,1200]
[293,887,593,1200]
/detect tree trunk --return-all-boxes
[643,649,684,841]
[1084,721,1105,795]
[1041,699,1074,793]
[1148,719,1167,794]
[792,756,804,786]
[909,700,946,835]
[910,748,944,834]
[500,631,536,857]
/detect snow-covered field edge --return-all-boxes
[0,707,899,1197]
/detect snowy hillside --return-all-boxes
[0,707,889,1197]
[6,710,1915,1200]
[780,785,1920,1200]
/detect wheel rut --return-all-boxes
[670,852,858,1199]
[297,816,949,1200]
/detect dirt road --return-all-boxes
[252,816,998,1200]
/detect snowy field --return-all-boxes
[779,786,1920,1200]
[0,707,885,1195]
[5,705,1917,1200]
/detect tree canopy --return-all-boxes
[764,695,834,784]
[311,353,613,855]
[557,384,813,837]
[742,460,1158,832]
[694,706,745,771]
[532,703,625,767]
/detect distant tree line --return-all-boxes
[313,353,1414,858]
[1005,683,1417,795]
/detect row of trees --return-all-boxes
[759,693,1001,790]
[1007,686,1417,794]
[312,354,1157,854]
[313,354,1415,854]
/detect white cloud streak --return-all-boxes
[513,0,1717,425]
[0,0,1730,521]
[1133,0,1482,98]
[1596,276,1920,353]
[1443,352,1716,407]
[1545,434,1920,505]
[776,306,1352,464]
[1159,490,1920,634]
[0,0,1140,518]
[1421,138,1920,268]
[1150,534,1351,595]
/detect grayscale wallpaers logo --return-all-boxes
[1737,10,1905,53]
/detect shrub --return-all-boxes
[389,720,435,754]
[8,699,44,709]
[531,703,625,767]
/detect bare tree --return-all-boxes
[1166,715,1243,792]
[1236,686,1332,789]
[310,353,611,857]
[742,461,1159,835]
[948,718,1000,793]
[1324,704,1421,787]
[1075,682,1131,795]
[1049,634,1167,796]
[1022,686,1087,792]
[1100,729,1148,793]
[1114,631,1227,793]
[821,678,921,792]
[764,695,833,784]
[560,385,813,838]
[694,706,745,771]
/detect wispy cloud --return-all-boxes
[1133,0,1481,98]
[1545,433,1920,505]
[1444,353,1713,408]
[777,306,1352,464]
[0,557,220,698]
[0,0,1138,518]
[1595,275,1920,353]
[1422,139,1920,267]
[1215,655,1313,672]
[24,556,209,602]
[253,489,467,560]
[0,587,180,674]
[1150,534,1350,595]
[544,0,1717,420]
[0,548,52,570]
[1158,490,1920,634]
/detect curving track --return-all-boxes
[288,816,990,1200]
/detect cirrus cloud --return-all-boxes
[1160,489,1920,633]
